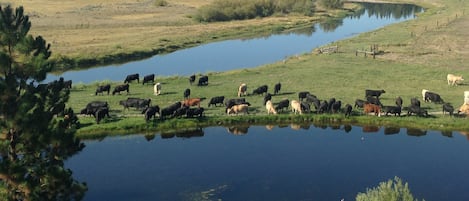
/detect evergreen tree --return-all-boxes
[0,5,86,200]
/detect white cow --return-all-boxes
[447,74,464,86]
[153,83,161,96]
[421,89,429,101]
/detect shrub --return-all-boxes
[356,177,424,201]
[320,0,344,9]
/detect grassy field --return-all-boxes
[6,0,469,137]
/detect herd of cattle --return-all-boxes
[77,73,469,124]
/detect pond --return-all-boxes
[66,125,469,201]
[46,3,422,84]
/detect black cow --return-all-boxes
[142,106,160,122]
[197,75,208,86]
[395,96,403,107]
[263,93,272,105]
[173,106,189,118]
[95,84,111,95]
[252,85,268,96]
[64,80,72,89]
[142,74,155,85]
[186,107,205,118]
[160,102,182,120]
[124,73,139,83]
[274,82,281,95]
[95,107,110,124]
[344,104,353,117]
[354,99,368,108]
[208,96,225,107]
[304,94,318,103]
[366,96,382,106]
[298,91,311,101]
[407,105,428,117]
[112,83,130,95]
[275,99,289,112]
[225,98,248,109]
[410,97,421,107]
[383,106,401,116]
[184,88,191,99]
[328,98,337,113]
[365,89,386,98]
[442,103,454,116]
[318,100,329,114]
[331,100,341,113]
[424,91,444,104]
[119,98,151,110]
[81,101,109,117]
[189,74,196,85]
[300,102,311,113]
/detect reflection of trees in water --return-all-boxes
[350,3,422,20]
[319,18,344,32]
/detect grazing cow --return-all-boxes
[208,96,225,107]
[252,85,268,96]
[112,83,130,95]
[331,100,341,113]
[124,73,139,83]
[265,100,277,115]
[328,98,336,113]
[95,84,111,95]
[95,107,110,124]
[81,101,109,117]
[458,103,469,115]
[225,98,249,109]
[119,98,151,110]
[407,105,428,117]
[447,74,464,86]
[183,88,191,99]
[274,82,281,95]
[363,103,381,117]
[383,106,401,116]
[197,75,208,86]
[189,74,196,85]
[291,100,302,114]
[238,83,247,97]
[424,91,444,103]
[300,102,311,113]
[173,106,189,118]
[410,97,421,107]
[275,99,290,112]
[366,96,382,106]
[183,98,205,107]
[365,89,385,98]
[64,80,72,89]
[318,100,329,114]
[142,106,160,122]
[421,89,429,101]
[298,91,311,101]
[442,103,454,116]
[304,94,318,103]
[227,104,249,115]
[160,102,182,120]
[153,83,161,96]
[142,74,155,85]
[395,96,403,107]
[263,93,272,105]
[344,104,353,117]
[354,99,368,108]
[186,107,205,118]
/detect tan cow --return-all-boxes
[291,100,302,114]
[421,89,429,101]
[237,83,247,97]
[227,104,249,115]
[447,74,464,86]
[458,103,469,115]
[265,100,277,115]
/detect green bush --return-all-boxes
[320,0,344,9]
[194,0,316,22]
[356,177,424,201]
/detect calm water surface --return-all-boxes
[47,3,421,84]
[66,125,469,201]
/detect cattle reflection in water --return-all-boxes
[384,127,400,135]
[160,128,204,139]
[290,124,311,130]
[406,128,427,137]
[226,126,249,135]
[362,125,380,133]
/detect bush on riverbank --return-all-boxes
[194,0,316,22]
[356,177,424,201]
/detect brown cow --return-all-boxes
[363,103,381,117]
[183,98,204,108]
